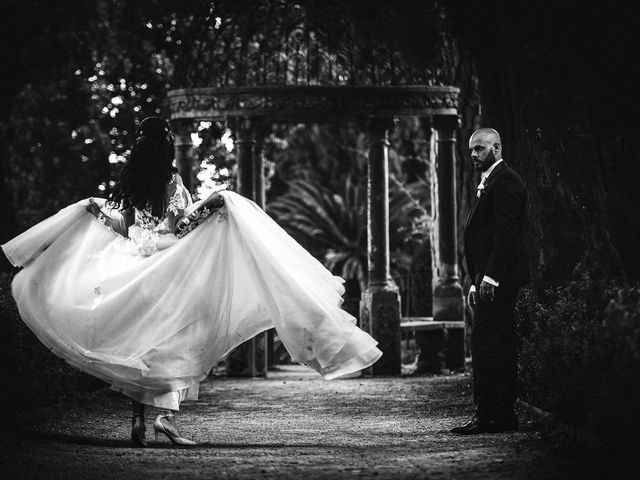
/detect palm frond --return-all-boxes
[268,174,430,285]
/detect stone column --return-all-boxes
[173,120,195,192]
[360,117,401,376]
[225,117,259,377]
[234,117,255,199]
[252,138,266,209]
[253,129,275,377]
[252,126,268,377]
[431,115,464,322]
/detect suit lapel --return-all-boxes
[483,161,507,192]
[466,196,479,229]
[465,161,508,229]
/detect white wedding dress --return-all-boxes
[1,181,381,410]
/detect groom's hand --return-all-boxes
[467,287,477,309]
[478,280,495,303]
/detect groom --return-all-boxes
[451,128,529,435]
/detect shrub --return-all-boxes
[0,272,105,411]
[516,265,640,456]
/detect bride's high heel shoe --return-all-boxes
[153,414,196,446]
[131,413,147,447]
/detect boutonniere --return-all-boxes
[476,182,486,198]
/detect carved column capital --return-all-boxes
[254,120,271,143]
[171,119,197,146]
[171,119,197,192]
[365,116,397,141]
[227,116,265,142]
[418,115,433,131]
[432,114,461,135]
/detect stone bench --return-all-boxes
[400,317,465,373]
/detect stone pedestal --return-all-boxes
[360,286,401,375]
[225,339,266,377]
[267,330,275,369]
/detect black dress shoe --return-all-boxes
[450,415,482,434]
[450,415,518,435]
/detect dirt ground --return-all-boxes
[0,365,574,479]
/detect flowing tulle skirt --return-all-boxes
[1,191,381,409]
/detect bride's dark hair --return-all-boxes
[109,116,176,217]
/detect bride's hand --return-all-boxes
[204,194,224,210]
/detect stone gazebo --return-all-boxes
[168,85,463,376]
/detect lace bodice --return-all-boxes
[129,174,192,256]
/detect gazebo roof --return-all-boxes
[168,85,459,124]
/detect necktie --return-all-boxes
[476,175,488,198]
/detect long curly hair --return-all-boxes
[109,117,176,217]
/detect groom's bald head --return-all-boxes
[470,128,501,147]
[469,128,503,171]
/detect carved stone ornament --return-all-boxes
[168,86,459,124]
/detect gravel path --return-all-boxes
[0,365,568,479]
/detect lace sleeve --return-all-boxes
[167,183,187,216]
[166,173,190,233]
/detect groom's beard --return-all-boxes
[476,150,496,172]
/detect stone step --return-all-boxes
[400,317,466,373]
[400,317,465,331]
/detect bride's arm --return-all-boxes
[175,193,224,235]
[165,175,226,236]
[86,199,133,237]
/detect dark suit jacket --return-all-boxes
[464,161,529,287]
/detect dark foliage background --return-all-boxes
[446,0,640,284]
[516,266,640,460]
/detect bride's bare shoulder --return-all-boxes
[166,173,185,198]
[169,172,184,186]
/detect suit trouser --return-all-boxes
[471,284,520,420]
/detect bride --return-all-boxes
[1,116,382,447]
